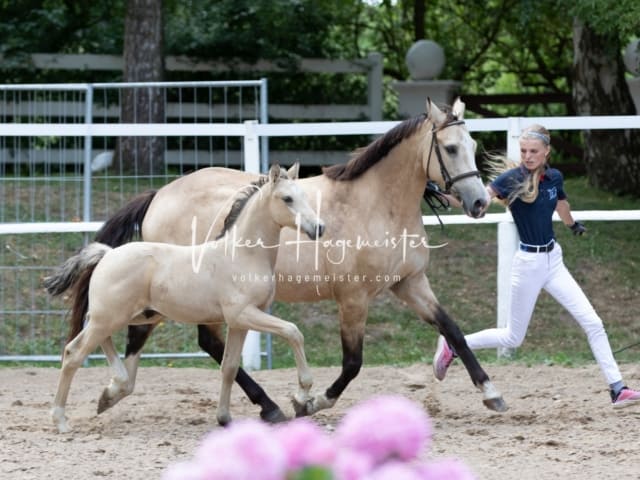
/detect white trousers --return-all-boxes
[465,243,622,386]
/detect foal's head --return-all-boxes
[266,163,325,240]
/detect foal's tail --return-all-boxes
[48,189,156,343]
[44,243,112,342]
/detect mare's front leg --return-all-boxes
[297,294,369,416]
[391,273,507,412]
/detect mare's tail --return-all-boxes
[44,243,112,342]
[95,189,157,246]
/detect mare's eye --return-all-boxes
[445,145,458,156]
[282,196,293,204]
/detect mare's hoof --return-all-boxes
[261,407,288,424]
[483,396,508,412]
[97,389,114,414]
[291,398,311,418]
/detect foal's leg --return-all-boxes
[98,336,135,414]
[52,323,110,433]
[233,306,313,417]
[99,323,157,413]
[391,273,507,412]
[197,324,286,423]
[122,323,286,423]
[216,327,248,426]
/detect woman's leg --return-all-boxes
[466,252,544,350]
[543,246,622,385]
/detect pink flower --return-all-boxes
[364,461,423,480]
[274,418,336,470]
[194,419,288,480]
[335,395,432,465]
[162,461,207,480]
[414,459,477,480]
[331,449,374,480]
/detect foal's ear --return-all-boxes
[452,97,466,120]
[286,162,300,180]
[269,164,281,184]
[425,97,447,127]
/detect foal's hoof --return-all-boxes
[260,407,288,424]
[483,396,508,412]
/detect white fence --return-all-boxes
[1,115,640,365]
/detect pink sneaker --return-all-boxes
[433,336,455,381]
[612,387,640,409]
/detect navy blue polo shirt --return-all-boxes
[490,166,566,245]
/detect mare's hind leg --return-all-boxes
[197,324,286,423]
[391,273,507,412]
[52,324,111,433]
[297,293,369,416]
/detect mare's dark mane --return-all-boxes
[216,176,269,239]
[322,110,457,181]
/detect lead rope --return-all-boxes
[423,181,450,230]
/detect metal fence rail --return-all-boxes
[1,104,639,364]
[0,81,267,363]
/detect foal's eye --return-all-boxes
[282,195,293,204]
[445,145,458,156]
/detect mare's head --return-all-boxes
[266,163,325,239]
[423,98,488,218]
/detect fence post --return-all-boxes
[83,84,93,227]
[367,52,383,121]
[241,120,263,371]
[496,117,523,358]
[259,78,269,173]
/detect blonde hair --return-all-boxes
[485,124,551,205]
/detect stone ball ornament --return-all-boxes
[405,40,446,80]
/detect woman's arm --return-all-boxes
[556,198,586,235]
[556,199,575,226]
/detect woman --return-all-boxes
[433,124,640,409]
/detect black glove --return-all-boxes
[569,221,586,236]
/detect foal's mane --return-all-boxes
[322,110,458,181]
[216,176,269,239]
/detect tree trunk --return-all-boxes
[413,0,425,41]
[572,18,640,196]
[119,0,165,176]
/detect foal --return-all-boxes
[44,164,325,433]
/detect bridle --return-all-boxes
[423,118,481,229]
[426,119,481,193]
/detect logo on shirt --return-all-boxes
[547,187,557,200]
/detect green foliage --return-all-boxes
[566,0,640,40]
[165,0,345,61]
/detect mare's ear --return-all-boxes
[269,164,281,184]
[286,162,300,180]
[452,97,466,120]
[425,97,447,127]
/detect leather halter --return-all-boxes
[427,119,481,193]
